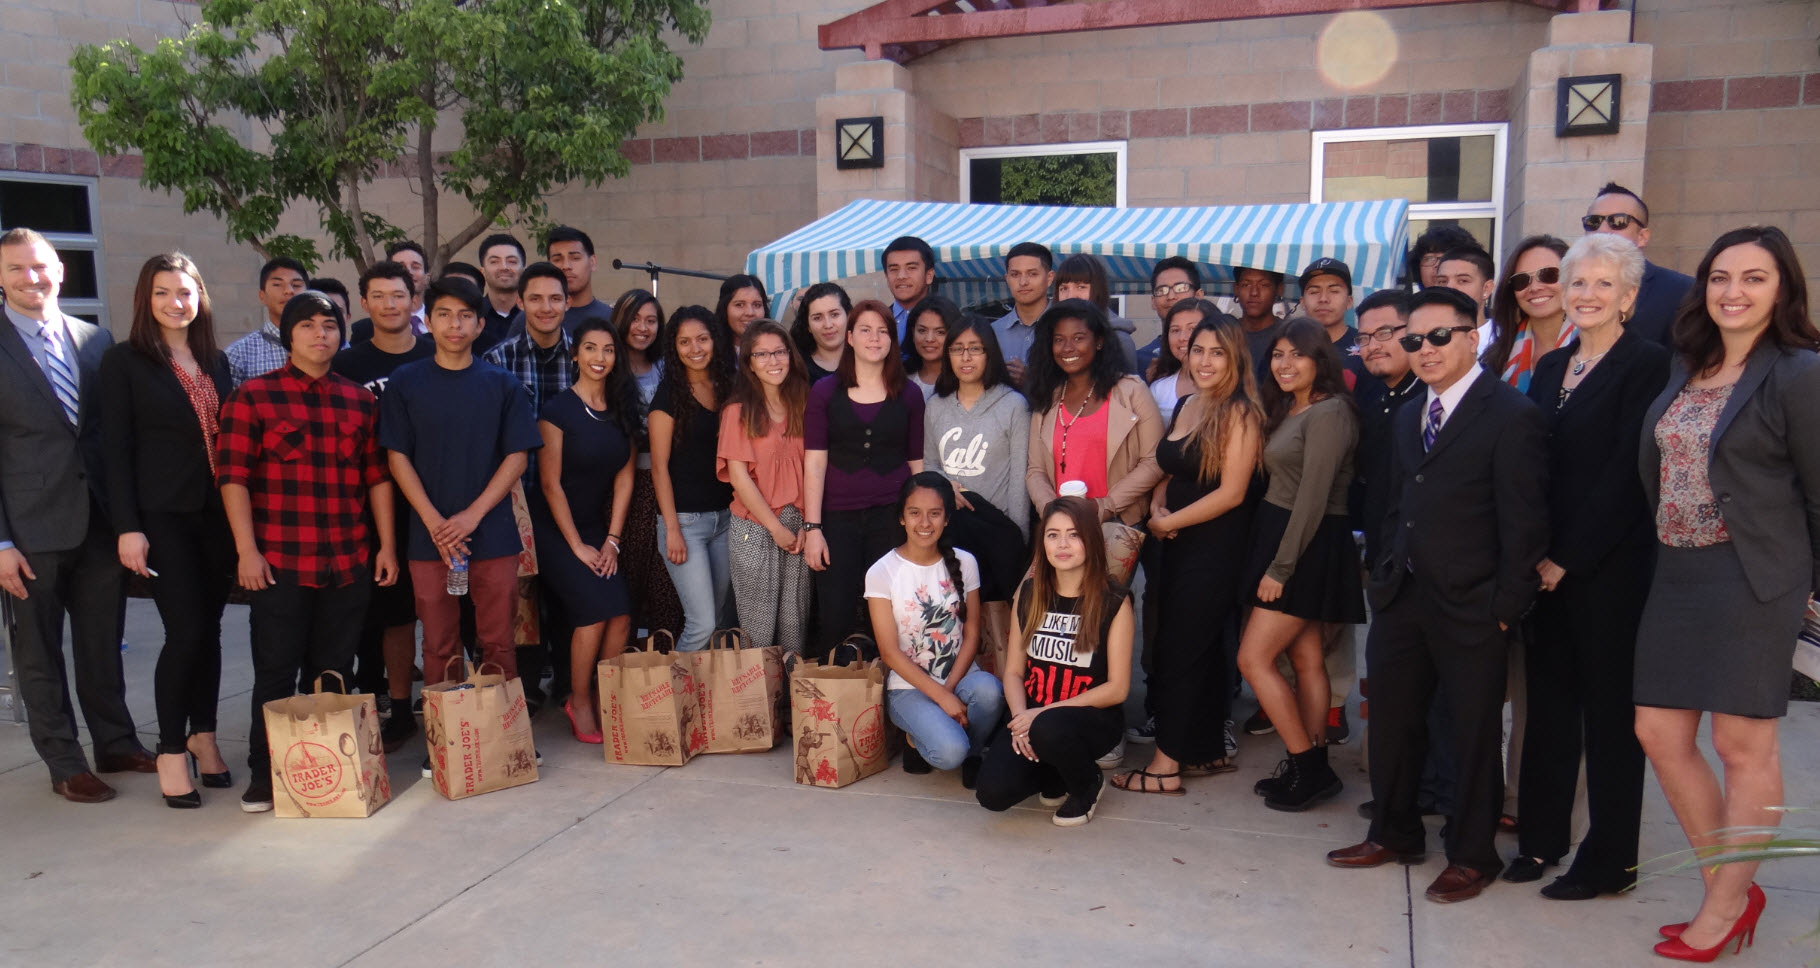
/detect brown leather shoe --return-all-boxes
[1425,864,1491,903]
[51,772,117,803]
[94,749,157,774]
[1328,840,1426,868]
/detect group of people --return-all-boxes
[2,179,1815,962]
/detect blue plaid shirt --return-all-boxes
[225,321,289,388]
[482,330,572,485]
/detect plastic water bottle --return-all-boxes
[446,552,469,596]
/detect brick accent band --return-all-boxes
[1652,72,1820,113]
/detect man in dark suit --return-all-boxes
[0,228,153,802]
[1326,286,1548,903]
[1583,182,1692,347]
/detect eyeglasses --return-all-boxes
[1419,253,1445,269]
[1397,326,1478,352]
[1507,267,1560,290]
[947,345,985,359]
[1152,281,1196,299]
[1582,213,1644,232]
[748,349,791,362]
[1359,324,1408,343]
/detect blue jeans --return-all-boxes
[886,668,1004,770]
[656,509,732,652]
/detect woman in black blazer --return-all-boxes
[1631,227,1820,960]
[98,253,235,809]
[1507,233,1668,900]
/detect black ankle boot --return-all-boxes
[1264,746,1342,812]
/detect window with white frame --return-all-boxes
[961,141,1127,208]
[0,174,105,326]
[1311,123,1507,278]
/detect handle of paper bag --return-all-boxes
[709,628,750,651]
[632,629,676,655]
[828,634,874,668]
[312,670,348,695]
[440,656,469,683]
[469,661,505,680]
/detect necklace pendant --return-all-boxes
[1571,360,1585,376]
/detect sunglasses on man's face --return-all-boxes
[1397,325,1477,352]
[1582,213,1643,232]
[1507,267,1559,291]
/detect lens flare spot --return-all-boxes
[1316,11,1398,93]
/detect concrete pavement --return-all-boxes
[0,597,1816,967]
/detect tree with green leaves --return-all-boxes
[70,0,710,273]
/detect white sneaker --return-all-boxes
[1096,738,1126,770]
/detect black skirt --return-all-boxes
[1246,502,1366,624]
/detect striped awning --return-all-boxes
[745,198,1410,311]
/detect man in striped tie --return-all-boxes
[0,227,151,803]
[1325,286,1548,903]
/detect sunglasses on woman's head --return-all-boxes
[1581,213,1643,232]
[1397,326,1477,352]
[1507,267,1559,290]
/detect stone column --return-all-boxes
[1503,10,1653,244]
[814,60,958,217]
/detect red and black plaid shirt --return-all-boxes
[216,363,387,587]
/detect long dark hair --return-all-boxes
[569,317,641,439]
[714,274,770,338]
[1020,496,1115,657]
[1260,317,1353,434]
[1023,298,1125,411]
[1672,225,1818,375]
[128,252,219,365]
[732,319,808,439]
[659,305,737,435]
[1486,234,1568,374]
[1184,315,1263,486]
[896,472,967,624]
[1154,297,1223,379]
[933,313,1015,397]
[836,299,907,395]
[789,281,851,362]
[610,287,666,368]
[903,294,960,372]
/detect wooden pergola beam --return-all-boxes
[821,0,1594,63]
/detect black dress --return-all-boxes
[1151,434,1255,765]
[533,390,631,626]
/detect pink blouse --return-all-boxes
[1653,382,1734,547]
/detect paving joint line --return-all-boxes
[1405,864,1416,968]
[333,766,670,968]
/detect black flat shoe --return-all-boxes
[1501,856,1552,883]
[901,747,931,775]
[1540,874,1625,901]
[163,790,202,809]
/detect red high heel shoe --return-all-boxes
[1660,883,1765,940]
[563,698,603,744]
[1653,885,1766,962]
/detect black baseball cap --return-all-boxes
[1299,257,1353,290]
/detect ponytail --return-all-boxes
[938,539,969,625]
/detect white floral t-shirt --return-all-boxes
[864,548,981,690]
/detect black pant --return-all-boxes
[976,706,1122,810]
[1518,562,1648,886]
[809,504,901,662]
[10,516,136,781]
[246,570,371,773]
[1364,580,1509,876]
[142,505,234,751]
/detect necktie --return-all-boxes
[1423,396,1444,452]
[40,322,80,426]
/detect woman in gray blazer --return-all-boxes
[1632,226,1820,961]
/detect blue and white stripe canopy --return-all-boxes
[745,198,1410,310]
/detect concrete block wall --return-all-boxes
[1636,0,1820,294]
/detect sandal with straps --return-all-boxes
[1111,768,1186,797]
[1180,757,1237,777]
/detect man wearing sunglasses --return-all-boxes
[1328,285,1547,904]
[1583,183,1691,347]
